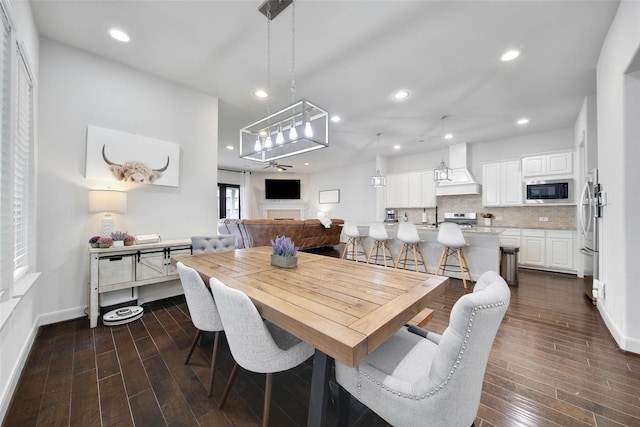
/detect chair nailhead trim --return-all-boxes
[353,298,509,401]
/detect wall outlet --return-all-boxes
[600,281,605,298]
[539,216,548,222]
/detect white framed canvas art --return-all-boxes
[86,125,180,187]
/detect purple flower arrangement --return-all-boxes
[270,236,299,257]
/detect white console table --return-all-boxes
[88,239,191,328]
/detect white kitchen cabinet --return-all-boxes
[519,229,575,272]
[522,151,573,178]
[420,170,436,207]
[407,172,422,207]
[499,228,521,250]
[385,173,409,208]
[386,171,435,208]
[482,160,522,206]
[520,229,546,267]
[546,230,574,270]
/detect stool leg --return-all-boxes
[367,241,377,264]
[341,237,351,259]
[456,248,468,288]
[382,242,389,267]
[411,245,419,272]
[416,245,428,273]
[359,239,368,263]
[396,243,407,268]
[437,247,448,275]
[459,248,472,288]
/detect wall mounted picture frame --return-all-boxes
[85,125,180,187]
[319,189,340,204]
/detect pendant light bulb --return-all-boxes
[264,133,272,149]
[304,121,313,138]
[254,136,261,152]
[276,125,284,144]
[289,119,298,140]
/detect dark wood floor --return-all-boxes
[4,246,640,426]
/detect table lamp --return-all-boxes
[88,190,127,236]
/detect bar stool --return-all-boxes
[341,221,368,262]
[436,222,472,288]
[367,222,394,267]
[395,222,428,273]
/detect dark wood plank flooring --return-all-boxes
[4,246,640,426]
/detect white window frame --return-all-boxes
[0,0,37,303]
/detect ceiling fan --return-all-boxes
[264,161,292,171]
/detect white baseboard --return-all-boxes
[37,306,87,326]
[598,302,640,355]
[0,318,38,424]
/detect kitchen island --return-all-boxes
[353,224,502,281]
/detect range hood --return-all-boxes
[435,142,481,196]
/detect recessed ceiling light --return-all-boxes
[393,145,401,150]
[226,145,234,150]
[393,90,409,100]
[444,133,453,140]
[517,118,530,125]
[304,162,310,166]
[108,28,130,43]
[330,115,341,123]
[500,49,520,62]
[254,89,268,98]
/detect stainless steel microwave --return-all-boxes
[524,179,573,204]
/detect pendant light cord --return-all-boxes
[266,7,272,116]
[290,0,296,103]
[440,115,447,162]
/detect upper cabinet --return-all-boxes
[385,170,436,208]
[482,160,522,206]
[522,151,573,178]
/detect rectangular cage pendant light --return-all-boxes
[240,98,329,162]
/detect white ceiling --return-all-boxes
[31,0,619,174]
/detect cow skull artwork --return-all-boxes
[102,144,170,184]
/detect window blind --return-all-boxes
[13,44,34,281]
[0,3,11,299]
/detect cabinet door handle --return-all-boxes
[108,257,123,262]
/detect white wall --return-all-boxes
[0,1,39,422]
[308,160,378,224]
[595,0,640,353]
[37,38,219,322]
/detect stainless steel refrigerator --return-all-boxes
[579,169,602,304]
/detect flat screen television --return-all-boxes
[265,179,301,200]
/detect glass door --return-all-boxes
[218,183,240,219]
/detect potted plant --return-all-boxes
[124,234,136,246]
[110,230,128,247]
[270,236,299,269]
[88,235,101,248]
[483,213,494,226]
[97,236,113,248]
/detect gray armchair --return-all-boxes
[335,271,510,427]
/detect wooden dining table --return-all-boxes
[172,246,447,427]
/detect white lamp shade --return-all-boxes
[88,190,127,213]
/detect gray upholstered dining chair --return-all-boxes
[209,277,315,427]
[335,271,510,427]
[191,234,236,254]
[176,262,225,397]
